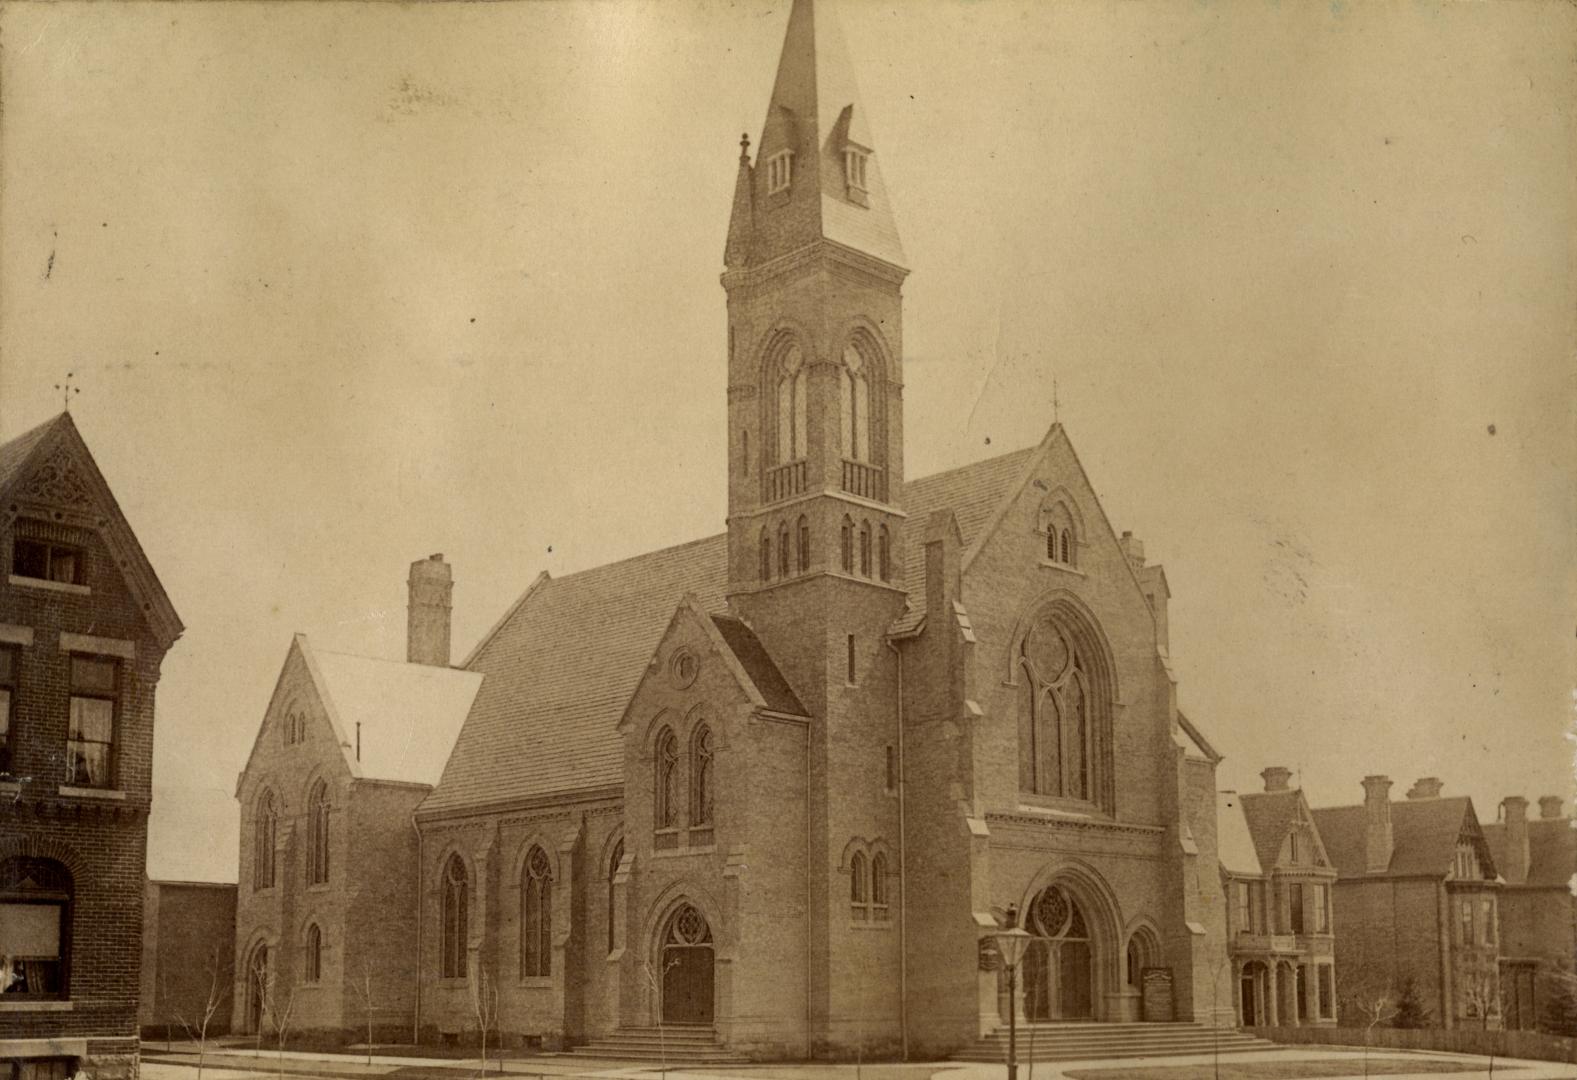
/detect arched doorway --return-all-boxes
[1022,885,1094,1020]
[1239,961,1265,1026]
[245,941,270,1034]
[660,903,714,1025]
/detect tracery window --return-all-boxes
[307,780,330,885]
[775,344,807,463]
[797,516,811,573]
[655,727,679,830]
[690,724,714,826]
[441,854,468,980]
[0,857,71,998]
[1017,610,1106,806]
[253,790,277,890]
[304,924,322,984]
[521,846,552,978]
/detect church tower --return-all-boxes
[723,0,909,643]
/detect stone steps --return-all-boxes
[572,1026,747,1064]
[953,1023,1278,1062]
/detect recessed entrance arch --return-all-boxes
[1022,884,1094,1020]
[660,903,714,1025]
[244,941,270,1034]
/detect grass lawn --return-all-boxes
[1064,1059,1522,1080]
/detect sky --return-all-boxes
[0,0,1571,883]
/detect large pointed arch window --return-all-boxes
[776,344,807,463]
[690,724,715,827]
[253,790,277,891]
[521,846,552,978]
[440,854,468,980]
[1018,611,1107,807]
[655,727,679,830]
[307,780,330,885]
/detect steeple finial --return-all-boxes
[55,370,80,412]
[739,132,751,163]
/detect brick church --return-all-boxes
[234,0,1232,1061]
[406,0,1229,1060]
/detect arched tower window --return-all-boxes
[849,850,868,918]
[253,790,277,891]
[840,517,854,573]
[775,344,808,463]
[690,724,715,826]
[871,851,890,919]
[1061,529,1074,566]
[797,516,811,573]
[304,923,322,984]
[440,854,468,980]
[778,521,790,578]
[606,839,624,955]
[0,857,72,998]
[759,530,771,582]
[655,727,679,830]
[1042,501,1078,566]
[307,780,330,885]
[1018,609,1110,808]
[741,428,750,477]
[859,521,872,576]
[878,525,891,582]
[521,846,552,978]
[841,344,871,462]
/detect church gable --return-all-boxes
[234,635,351,802]
[0,413,183,652]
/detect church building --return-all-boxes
[410,0,1232,1060]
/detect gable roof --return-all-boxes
[305,641,482,786]
[1312,796,1490,880]
[1483,816,1576,889]
[0,412,183,650]
[422,443,1047,818]
[1218,792,1265,877]
[1240,790,1302,871]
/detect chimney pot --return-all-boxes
[1540,795,1564,820]
[1261,766,1292,793]
[1361,775,1394,873]
[1406,777,1444,800]
[407,555,454,667]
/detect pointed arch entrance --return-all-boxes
[660,903,714,1025]
[244,940,270,1034]
[1022,884,1094,1020]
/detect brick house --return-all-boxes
[231,557,480,1043]
[1482,795,1575,1031]
[138,880,237,1039]
[0,413,184,1080]
[1218,769,1337,1028]
[1312,776,1501,1029]
[409,0,1232,1060]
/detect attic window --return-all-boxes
[844,148,869,194]
[12,536,83,586]
[767,150,794,194]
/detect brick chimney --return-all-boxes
[1118,531,1145,570]
[1501,796,1530,885]
[407,554,453,667]
[1362,775,1394,873]
[1539,795,1565,820]
[1261,766,1292,793]
[1406,777,1444,800]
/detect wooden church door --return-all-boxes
[661,904,714,1025]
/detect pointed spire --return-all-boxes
[725,134,755,269]
[728,0,906,272]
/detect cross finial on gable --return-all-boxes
[54,371,80,412]
[739,132,750,163]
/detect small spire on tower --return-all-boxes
[739,132,751,163]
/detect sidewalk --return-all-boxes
[139,1041,1577,1080]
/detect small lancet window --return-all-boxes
[850,850,868,919]
[859,521,872,577]
[760,530,772,582]
[1061,529,1073,566]
[844,148,870,194]
[878,525,891,582]
[778,521,791,578]
[840,517,854,574]
[655,727,679,829]
[767,150,794,194]
[797,516,811,573]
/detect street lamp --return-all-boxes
[995,905,1034,1080]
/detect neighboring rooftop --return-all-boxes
[1484,814,1575,890]
[1312,795,1491,880]
[1218,792,1264,877]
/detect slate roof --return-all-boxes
[422,443,1042,817]
[0,414,62,492]
[308,643,482,787]
[1218,792,1265,877]
[1483,816,1576,889]
[1312,796,1488,881]
[712,615,805,715]
[1240,790,1301,871]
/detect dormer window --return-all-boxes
[12,536,83,586]
[767,150,794,195]
[844,148,869,194]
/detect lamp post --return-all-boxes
[995,906,1034,1080]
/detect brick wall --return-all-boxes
[138,881,236,1037]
